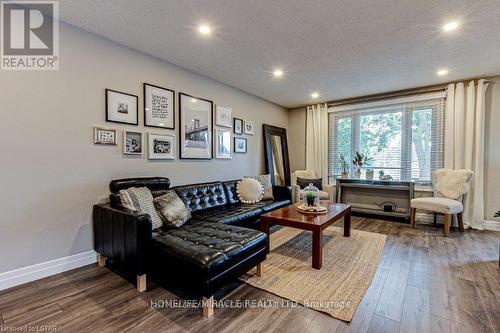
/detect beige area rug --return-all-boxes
[241,226,386,322]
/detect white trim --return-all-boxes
[484,220,500,231]
[328,91,447,113]
[0,250,97,291]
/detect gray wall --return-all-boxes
[288,107,307,171]
[287,76,500,221]
[0,24,288,273]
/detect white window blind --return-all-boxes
[328,94,445,184]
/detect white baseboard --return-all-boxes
[484,220,500,231]
[0,250,97,291]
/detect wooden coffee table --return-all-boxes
[260,202,351,269]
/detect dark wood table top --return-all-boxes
[261,202,351,231]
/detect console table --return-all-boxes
[335,178,415,220]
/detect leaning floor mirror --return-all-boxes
[263,124,291,186]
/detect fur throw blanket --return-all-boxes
[433,169,473,200]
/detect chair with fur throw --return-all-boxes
[410,169,473,236]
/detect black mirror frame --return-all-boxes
[263,124,291,186]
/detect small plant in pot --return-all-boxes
[338,153,349,178]
[378,169,393,181]
[352,151,365,179]
[306,192,316,207]
[366,168,374,180]
[495,211,500,218]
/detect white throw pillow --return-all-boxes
[237,178,264,203]
[245,174,274,200]
[118,187,163,230]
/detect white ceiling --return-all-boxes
[59,0,500,108]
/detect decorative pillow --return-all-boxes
[237,178,264,203]
[245,174,274,200]
[297,177,323,190]
[118,187,163,229]
[153,191,191,228]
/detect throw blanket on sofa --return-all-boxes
[433,169,473,200]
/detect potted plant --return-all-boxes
[338,153,349,178]
[352,151,365,179]
[305,191,316,207]
[378,170,393,181]
[366,168,374,180]
[495,211,500,218]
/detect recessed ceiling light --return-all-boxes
[311,92,319,99]
[437,69,449,76]
[443,21,459,32]
[191,98,197,103]
[273,69,283,78]
[198,25,211,35]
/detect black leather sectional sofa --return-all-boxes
[93,177,292,317]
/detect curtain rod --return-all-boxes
[326,84,447,108]
[301,78,494,109]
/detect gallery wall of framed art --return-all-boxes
[97,84,259,161]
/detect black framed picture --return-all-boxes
[234,137,247,153]
[179,92,213,159]
[234,118,243,135]
[105,89,138,125]
[143,83,175,129]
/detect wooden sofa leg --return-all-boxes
[443,214,451,237]
[137,274,147,292]
[97,253,106,267]
[203,296,214,318]
[256,262,263,277]
[457,212,465,232]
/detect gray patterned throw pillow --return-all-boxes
[153,191,191,228]
[118,187,163,229]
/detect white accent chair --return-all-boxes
[410,169,473,237]
[291,170,335,203]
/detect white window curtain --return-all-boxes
[445,79,489,229]
[306,103,328,184]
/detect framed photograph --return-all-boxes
[215,128,231,159]
[148,133,175,160]
[123,130,143,155]
[234,118,243,135]
[144,83,175,129]
[106,89,138,125]
[244,120,255,135]
[94,126,117,145]
[234,137,247,153]
[215,105,232,128]
[179,93,213,159]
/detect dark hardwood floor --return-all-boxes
[0,217,499,333]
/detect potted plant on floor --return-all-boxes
[339,153,349,178]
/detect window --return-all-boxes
[328,94,445,184]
